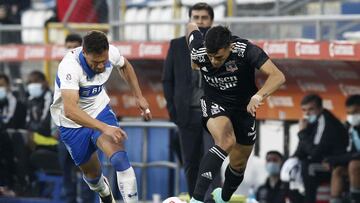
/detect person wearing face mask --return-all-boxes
[162,3,221,202]
[294,94,348,203]
[323,94,360,203]
[0,73,26,196]
[26,70,55,146]
[256,151,287,203]
[25,70,61,182]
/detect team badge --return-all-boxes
[66,74,72,80]
[225,60,238,72]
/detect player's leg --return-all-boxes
[79,152,114,203]
[96,134,138,203]
[211,111,256,202]
[93,105,138,203]
[192,116,236,202]
[349,160,360,203]
[202,129,222,203]
[221,144,253,201]
[59,125,113,203]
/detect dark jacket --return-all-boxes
[325,125,360,166]
[256,178,287,203]
[294,109,348,163]
[0,92,26,130]
[162,36,194,127]
[26,89,52,137]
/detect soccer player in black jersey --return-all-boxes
[186,23,286,203]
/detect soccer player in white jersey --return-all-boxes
[50,31,151,203]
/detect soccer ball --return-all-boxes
[162,197,187,203]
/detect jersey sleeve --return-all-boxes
[109,44,125,68]
[188,30,207,65]
[57,59,80,90]
[245,41,269,70]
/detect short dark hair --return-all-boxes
[83,30,109,54]
[301,94,323,108]
[188,2,214,20]
[30,71,46,82]
[346,94,360,107]
[205,26,232,54]
[65,33,82,44]
[0,73,10,85]
[266,150,284,161]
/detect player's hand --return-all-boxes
[102,125,128,143]
[136,96,152,121]
[247,94,264,117]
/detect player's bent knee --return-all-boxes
[215,134,235,152]
[229,160,247,172]
[110,150,131,171]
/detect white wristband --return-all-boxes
[252,94,263,102]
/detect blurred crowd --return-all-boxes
[255,94,360,203]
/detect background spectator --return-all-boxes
[294,94,348,203]
[324,94,360,203]
[0,73,26,196]
[256,150,287,203]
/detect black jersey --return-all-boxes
[189,30,269,110]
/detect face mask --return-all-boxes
[304,114,317,123]
[27,83,43,98]
[199,27,210,36]
[0,87,7,100]
[347,114,360,127]
[266,162,281,175]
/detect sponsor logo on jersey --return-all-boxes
[203,75,238,90]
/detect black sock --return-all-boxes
[221,165,244,201]
[350,190,360,203]
[193,146,227,201]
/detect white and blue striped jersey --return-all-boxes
[50,45,124,128]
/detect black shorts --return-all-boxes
[200,96,257,145]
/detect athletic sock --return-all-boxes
[222,165,244,201]
[193,145,227,201]
[110,151,138,203]
[83,174,110,197]
[116,167,138,203]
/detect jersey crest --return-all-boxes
[225,60,238,72]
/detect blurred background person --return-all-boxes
[0,73,26,196]
[324,94,360,203]
[57,33,96,203]
[294,94,348,203]
[26,70,59,195]
[256,150,287,203]
[162,2,220,202]
[0,0,30,80]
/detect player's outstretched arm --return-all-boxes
[186,22,202,70]
[117,58,152,121]
[62,89,127,143]
[247,59,286,116]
